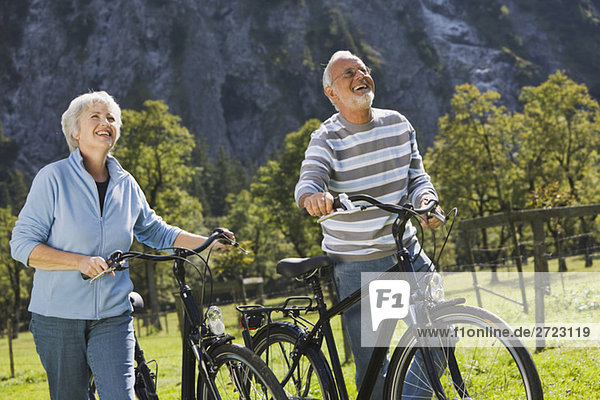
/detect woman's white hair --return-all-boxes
[61,91,122,152]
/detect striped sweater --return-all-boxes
[294,108,438,262]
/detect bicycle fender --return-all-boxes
[429,298,466,314]
[252,321,305,345]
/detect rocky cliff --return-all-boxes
[2,0,599,175]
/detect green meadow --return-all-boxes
[2,256,600,399]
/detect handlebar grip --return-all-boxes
[80,250,124,281]
[332,196,343,210]
[301,195,344,216]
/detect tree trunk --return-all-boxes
[7,317,15,378]
[9,262,20,339]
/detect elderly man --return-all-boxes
[295,50,444,399]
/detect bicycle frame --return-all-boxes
[241,199,462,400]
[172,250,233,400]
[100,230,237,400]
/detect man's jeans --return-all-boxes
[30,312,136,400]
[331,241,434,399]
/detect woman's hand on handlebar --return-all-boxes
[419,197,445,229]
[214,228,236,249]
[79,256,115,279]
[301,192,334,216]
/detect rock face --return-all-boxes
[1,0,599,175]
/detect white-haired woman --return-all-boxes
[11,91,232,399]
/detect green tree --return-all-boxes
[518,70,600,201]
[0,207,23,336]
[427,73,600,273]
[114,100,204,328]
[0,126,28,209]
[249,119,322,258]
[518,71,600,269]
[189,141,251,218]
[425,84,520,278]
[218,119,323,291]
[426,83,520,217]
[0,124,31,338]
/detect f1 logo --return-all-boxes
[369,280,410,331]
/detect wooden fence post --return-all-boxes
[7,317,15,378]
[531,218,549,351]
[463,229,483,308]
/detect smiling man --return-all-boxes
[295,50,444,399]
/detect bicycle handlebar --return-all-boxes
[305,193,446,224]
[82,228,244,283]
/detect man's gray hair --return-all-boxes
[61,91,122,152]
[322,50,365,110]
[322,50,362,90]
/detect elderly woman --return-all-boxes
[10,91,231,400]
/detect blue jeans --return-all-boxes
[30,312,135,400]
[331,241,434,400]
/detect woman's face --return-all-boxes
[75,102,119,155]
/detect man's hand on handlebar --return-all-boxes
[302,192,334,217]
[420,197,445,229]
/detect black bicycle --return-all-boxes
[237,194,543,399]
[88,292,159,400]
[88,228,287,400]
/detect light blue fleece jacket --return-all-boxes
[10,149,182,320]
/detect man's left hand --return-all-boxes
[419,198,445,229]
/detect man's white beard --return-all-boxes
[349,90,374,110]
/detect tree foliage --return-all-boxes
[218,119,323,288]
[113,100,205,326]
[427,72,600,218]
[518,71,600,202]
[426,72,600,271]
[115,99,203,230]
[0,207,22,330]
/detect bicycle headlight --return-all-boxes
[427,272,445,302]
[206,306,226,336]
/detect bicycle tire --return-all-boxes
[197,342,288,400]
[252,322,338,400]
[384,304,544,400]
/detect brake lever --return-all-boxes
[426,206,447,224]
[217,234,251,255]
[82,250,126,283]
[88,267,119,283]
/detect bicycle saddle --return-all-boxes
[277,255,332,278]
[129,291,144,309]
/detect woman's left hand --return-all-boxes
[215,228,236,248]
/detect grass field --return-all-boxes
[2,255,600,399]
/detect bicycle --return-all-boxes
[88,292,159,400]
[87,228,288,400]
[237,194,544,400]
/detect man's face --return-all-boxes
[326,56,375,113]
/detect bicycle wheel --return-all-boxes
[134,363,158,400]
[252,322,338,400]
[89,368,158,400]
[198,343,288,400]
[384,305,543,400]
[88,376,97,400]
